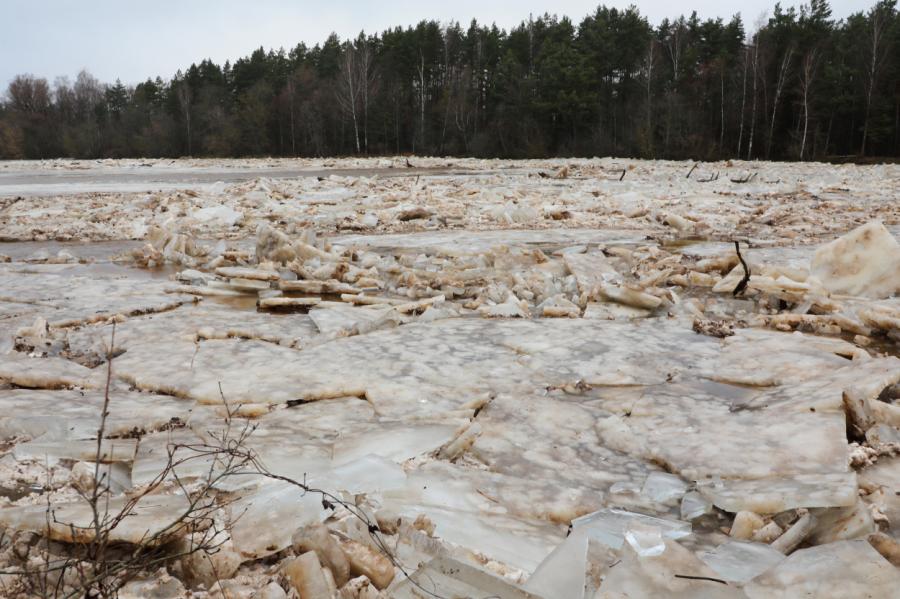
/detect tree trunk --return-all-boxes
[418,51,426,153]
[719,64,726,155]
[747,45,758,160]
[737,46,748,157]
[766,47,793,160]
[645,40,654,157]
[799,50,816,161]
[288,80,296,156]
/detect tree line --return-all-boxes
[1,1,898,161]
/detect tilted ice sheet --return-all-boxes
[0,352,101,389]
[382,461,567,573]
[67,301,319,357]
[113,318,720,413]
[333,228,650,255]
[0,267,192,328]
[0,494,191,544]
[469,393,657,522]
[744,540,900,599]
[0,389,189,442]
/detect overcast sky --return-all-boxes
[1,0,876,89]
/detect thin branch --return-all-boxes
[732,240,751,297]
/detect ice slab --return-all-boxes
[0,494,190,544]
[334,228,650,255]
[744,540,900,598]
[468,393,655,522]
[595,539,747,598]
[641,472,690,506]
[0,268,192,328]
[564,251,619,296]
[0,352,99,389]
[227,481,329,558]
[681,491,714,521]
[113,317,720,413]
[393,556,541,598]
[382,462,566,573]
[696,473,859,514]
[697,541,785,584]
[571,508,692,550]
[14,438,137,464]
[811,220,900,299]
[0,389,188,442]
[524,528,593,599]
[307,304,397,337]
[321,454,406,494]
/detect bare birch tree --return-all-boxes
[766,44,794,158]
[747,40,760,160]
[798,48,818,160]
[337,44,362,154]
[643,39,657,157]
[860,3,893,156]
[737,45,749,156]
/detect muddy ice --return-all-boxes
[0,157,898,598]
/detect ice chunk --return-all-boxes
[697,473,858,514]
[131,430,216,487]
[394,556,540,598]
[340,539,395,589]
[14,438,137,464]
[292,523,350,586]
[480,293,531,318]
[563,252,619,296]
[597,283,663,310]
[730,511,765,540]
[524,528,592,599]
[228,481,328,558]
[681,491,714,520]
[282,552,334,599]
[214,265,280,280]
[191,205,243,227]
[571,508,691,550]
[807,499,876,544]
[596,539,745,599]
[307,304,396,336]
[70,461,132,495]
[624,523,666,557]
[583,301,651,320]
[119,569,186,598]
[810,220,900,299]
[322,454,406,494]
[331,422,459,465]
[641,471,689,505]
[0,494,190,544]
[381,463,564,572]
[697,541,785,584]
[0,353,99,390]
[745,540,900,598]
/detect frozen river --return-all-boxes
[0,157,898,598]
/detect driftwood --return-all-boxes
[732,240,751,296]
[730,172,757,184]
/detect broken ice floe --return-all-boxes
[0,158,898,597]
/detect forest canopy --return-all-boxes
[1,0,898,161]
